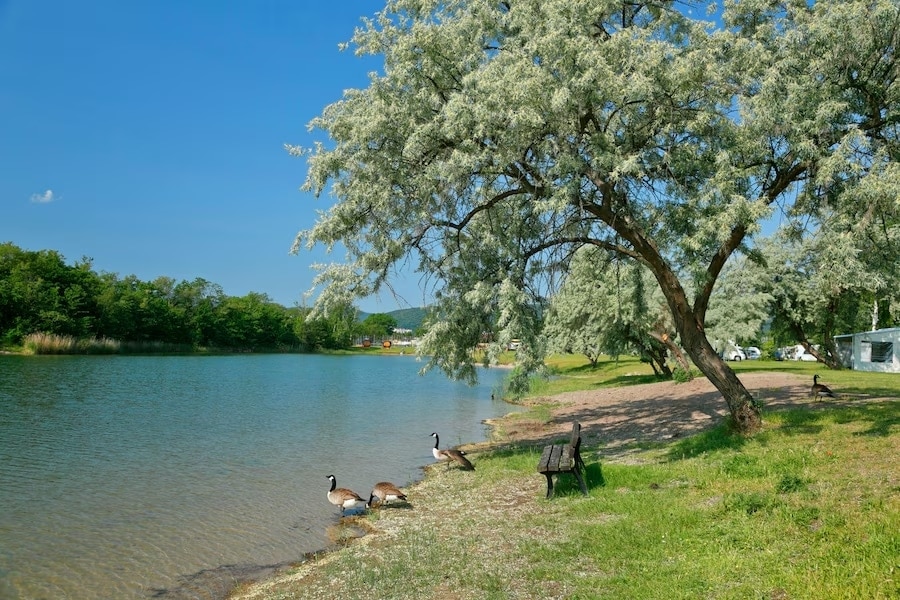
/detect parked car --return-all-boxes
[792,344,818,361]
[722,347,746,361]
[744,346,761,360]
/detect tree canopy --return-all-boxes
[0,242,369,352]
[293,0,899,433]
[543,246,678,375]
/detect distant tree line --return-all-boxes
[0,242,400,352]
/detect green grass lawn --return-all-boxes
[526,353,900,400]
[234,358,899,600]
[522,403,899,599]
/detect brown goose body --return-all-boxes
[368,481,408,506]
[812,374,836,401]
[326,474,367,514]
[431,432,475,470]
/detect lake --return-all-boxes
[0,354,513,599]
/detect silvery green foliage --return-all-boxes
[748,203,900,356]
[544,246,670,366]
[292,0,898,400]
[543,247,616,365]
[705,255,774,349]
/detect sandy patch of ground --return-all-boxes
[493,372,856,459]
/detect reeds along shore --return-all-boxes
[20,332,192,354]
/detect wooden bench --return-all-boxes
[537,422,588,499]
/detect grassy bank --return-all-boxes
[231,359,899,600]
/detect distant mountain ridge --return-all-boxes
[358,307,427,331]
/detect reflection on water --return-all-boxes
[0,354,511,599]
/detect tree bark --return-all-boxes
[649,330,693,378]
[677,312,762,433]
[641,259,762,433]
[583,175,763,433]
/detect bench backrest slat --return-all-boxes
[570,422,581,445]
[567,422,582,462]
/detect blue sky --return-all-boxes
[0,0,424,313]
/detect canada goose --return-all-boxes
[325,474,367,515]
[812,374,836,401]
[368,481,408,507]
[430,432,475,470]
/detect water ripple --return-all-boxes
[0,354,511,599]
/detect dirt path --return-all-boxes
[494,372,858,460]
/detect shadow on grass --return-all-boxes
[537,462,606,499]
[585,462,605,487]
[561,361,654,376]
[775,402,899,438]
[727,360,813,375]
[662,402,898,461]
[561,362,606,375]
[664,424,749,461]
[838,385,900,399]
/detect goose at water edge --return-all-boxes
[430,432,475,470]
[325,474,368,515]
[811,374,836,401]
[368,481,408,507]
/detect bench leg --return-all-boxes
[573,467,588,496]
[576,454,587,474]
[544,473,555,499]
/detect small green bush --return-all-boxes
[672,366,695,383]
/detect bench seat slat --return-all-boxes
[557,448,573,471]
[538,444,554,472]
[536,422,589,498]
[548,444,563,471]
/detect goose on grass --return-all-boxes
[430,432,475,470]
[368,481,408,507]
[812,374,836,401]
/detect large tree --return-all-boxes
[0,243,101,343]
[292,0,899,433]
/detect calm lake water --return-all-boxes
[0,354,513,600]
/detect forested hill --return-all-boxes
[360,307,427,331]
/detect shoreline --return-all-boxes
[225,406,536,599]
[225,371,827,599]
[222,409,520,600]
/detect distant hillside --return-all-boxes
[358,307,428,331]
[389,307,428,330]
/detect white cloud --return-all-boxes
[30,189,56,203]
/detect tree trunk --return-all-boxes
[649,330,692,378]
[790,321,841,369]
[597,196,762,433]
[668,342,693,376]
[679,319,762,434]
